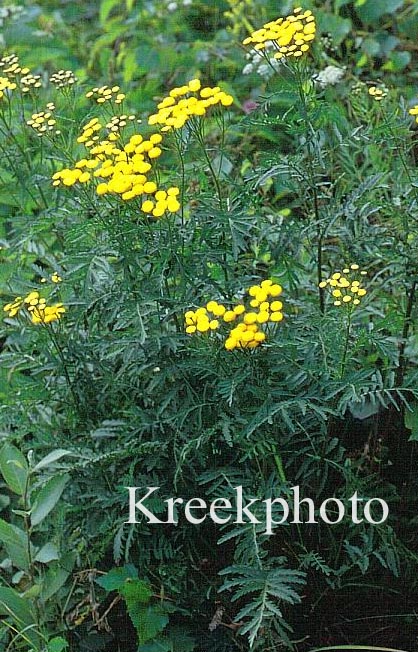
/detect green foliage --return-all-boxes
[0,444,73,650]
[0,1,418,651]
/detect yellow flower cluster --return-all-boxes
[21,73,42,93]
[368,86,387,101]
[86,85,125,104]
[106,114,139,133]
[148,78,233,132]
[185,280,284,351]
[0,53,29,78]
[409,105,418,124]
[52,120,181,215]
[319,264,367,307]
[50,69,77,88]
[0,76,16,99]
[27,103,60,137]
[242,7,316,60]
[3,291,66,324]
[41,272,62,283]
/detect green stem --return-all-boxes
[294,64,324,313]
[396,278,416,387]
[339,309,353,379]
[46,325,78,409]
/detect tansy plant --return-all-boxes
[51,78,232,218]
[148,78,233,131]
[242,6,316,61]
[319,265,369,378]
[185,280,284,350]
[409,104,418,123]
[3,290,66,325]
[319,264,368,309]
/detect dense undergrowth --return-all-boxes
[1,1,418,651]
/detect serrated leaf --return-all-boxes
[95,564,139,591]
[118,579,168,645]
[46,637,68,652]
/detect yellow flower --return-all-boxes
[368,85,387,102]
[148,81,233,132]
[185,279,285,350]
[319,266,368,309]
[243,7,316,60]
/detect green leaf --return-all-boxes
[404,404,418,441]
[0,586,41,647]
[35,542,60,564]
[41,552,76,602]
[119,578,153,604]
[127,604,168,646]
[95,564,138,591]
[118,580,168,645]
[0,443,29,495]
[0,586,33,620]
[0,493,10,510]
[355,0,404,23]
[46,637,69,652]
[317,12,352,45]
[100,0,122,25]
[20,584,42,599]
[382,50,411,72]
[138,640,172,652]
[31,474,69,526]
[33,449,74,471]
[0,518,30,571]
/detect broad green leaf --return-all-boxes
[119,579,153,604]
[125,603,168,646]
[382,50,411,72]
[0,443,29,495]
[317,12,352,45]
[35,542,60,564]
[0,587,40,647]
[118,580,167,645]
[33,449,74,471]
[31,474,69,526]
[41,552,76,602]
[47,637,68,652]
[0,518,30,571]
[355,0,404,23]
[0,586,34,623]
[0,494,10,510]
[95,564,138,591]
[21,584,42,599]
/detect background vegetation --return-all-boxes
[1,1,418,651]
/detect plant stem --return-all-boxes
[294,64,325,313]
[339,309,353,379]
[396,278,416,387]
